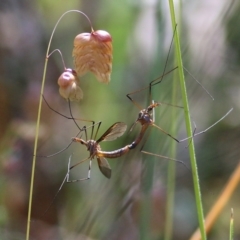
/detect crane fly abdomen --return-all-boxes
[97,145,130,158]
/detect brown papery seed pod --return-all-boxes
[72,30,112,84]
[57,69,83,102]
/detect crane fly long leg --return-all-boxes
[36,127,83,158]
[126,26,178,107]
[149,25,177,89]
[126,67,178,110]
[93,121,102,140]
[40,122,102,158]
[141,150,190,171]
[81,121,102,141]
[42,94,95,131]
[151,123,179,143]
[42,154,92,215]
[67,157,93,182]
[183,67,214,100]
[69,155,92,171]
[36,140,74,158]
[40,168,69,218]
[179,108,233,142]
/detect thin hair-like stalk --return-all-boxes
[229,208,234,240]
[26,10,93,240]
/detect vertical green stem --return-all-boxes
[26,10,92,240]
[26,59,48,240]
[168,1,206,240]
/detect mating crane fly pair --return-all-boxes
[67,102,181,181]
[41,23,233,183]
[43,70,233,183]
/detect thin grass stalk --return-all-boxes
[26,10,91,240]
[167,1,206,240]
[26,49,49,240]
[229,208,234,240]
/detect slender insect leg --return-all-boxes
[149,108,233,146]
[42,94,95,131]
[179,108,233,142]
[151,123,179,143]
[149,25,177,90]
[41,153,90,216]
[93,121,102,140]
[138,127,189,170]
[126,26,178,107]
[141,150,190,171]
[66,156,92,182]
[79,121,102,140]
[37,140,74,158]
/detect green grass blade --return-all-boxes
[168,1,206,239]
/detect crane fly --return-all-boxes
[124,24,231,155]
[64,101,187,184]
[71,122,128,179]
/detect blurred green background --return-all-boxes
[0,0,239,239]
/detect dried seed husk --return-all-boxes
[58,69,83,102]
[73,30,112,84]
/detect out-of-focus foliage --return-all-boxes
[0,0,239,239]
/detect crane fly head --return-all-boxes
[137,108,153,126]
[130,103,159,131]
[147,102,160,112]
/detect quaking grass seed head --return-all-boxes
[72,29,113,84]
[58,68,83,102]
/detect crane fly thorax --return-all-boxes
[86,140,99,157]
[137,109,153,126]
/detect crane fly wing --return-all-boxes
[97,122,127,143]
[97,157,111,179]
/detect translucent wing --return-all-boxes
[97,122,127,143]
[97,157,111,179]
